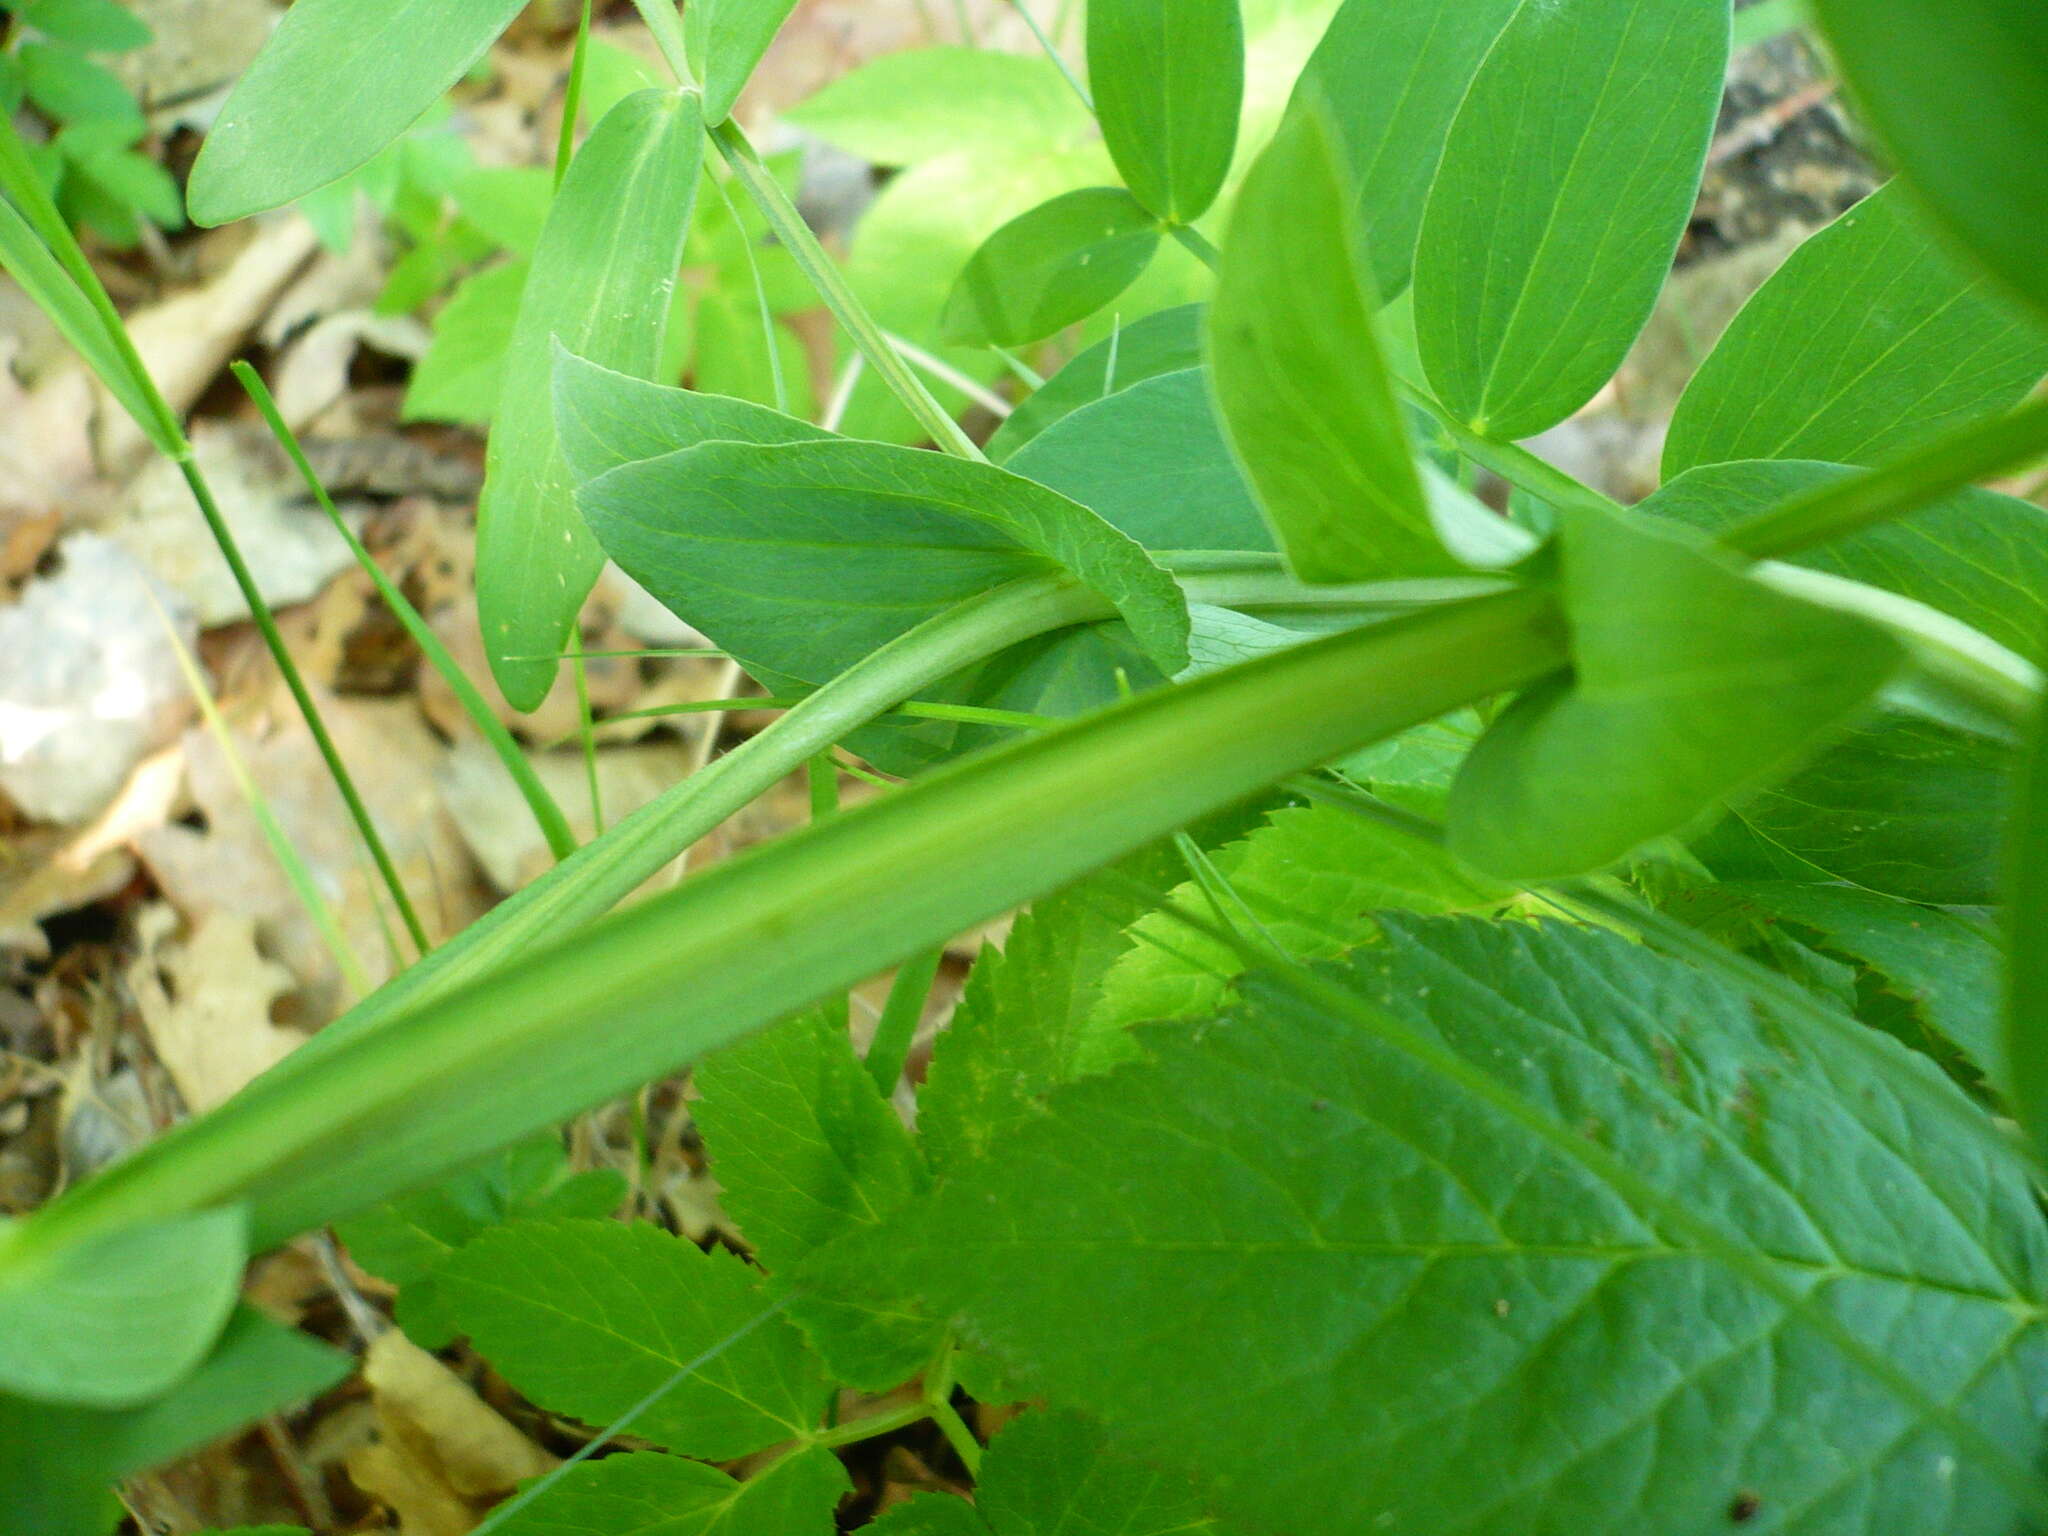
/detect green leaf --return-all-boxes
[1725,711,2010,906]
[402,260,528,428]
[488,1446,849,1536]
[187,0,525,225]
[1642,459,2048,667]
[1414,0,1728,438]
[1287,0,1521,299]
[554,348,825,480]
[0,1307,348,1536]
[1809,0,2048,323]
[870,916,2048,1536]
[686,0,801,124]
[864,1496,985,1536]
[1093,803,1509,1035]
[576,436,1192,691]
[1088,0,1243,223]
[785,48,1090,168]
[477,88,703,712]
[1210,108,1446,584]
[2010,683,2048,1156]
[941,187,1161,348]
[0,1206,245,1408]
[438,1219,831,1459]
[1008,368,1270,554]
[987,304,1204,462]
[336,1135,624,1349]
[975,1410,1216,1536]
[20,42,138,127]
[20,0,152,52]
[1334,709,1485,816]
[1448,503,1902,881]
[1666,185,2048,477]
[691,286,814,417]
[65,140,182,229]
[450,166,554,257]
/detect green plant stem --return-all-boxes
[9,586,1562,1258]
[572,628,605,836]
[867,947,945,1094]
[929,1397,984,1474]
[710,116,984,459]
[555,0,596,185]
[1167,222,1221,272]
[233,363,578,862]
[808,1400,934,1451]
[1723,394,2048,560]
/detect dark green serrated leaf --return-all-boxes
[1009,369,1269,554]
[478,89,702,712]
[687,0,802,124]
[1415,0,1728,438]
[1088,0,1243,223]
[188,0,526,225]
[942,187,1161,347]
[1449,503,1901,881]
[2010,682,2048,1156]
[438,1219,830,1459]
[1809,0,2048,322]
[975,1409,1217,1536]
[488,1446,849,1536]
[1287,0,1521,299]
[1210,107,1445,584]
[1666,186,2048,476]
[21,0,151,52]
[869,916,2048,1536]
[1642,460,2048,667]
[986,304,1204,462]
[863,1495,985,1536]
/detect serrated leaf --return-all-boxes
[1448,504,1901,881]
[785,49,1090,168]
[489,1446,849,1536]
[1287,0,1521,300]
[864,1495,985,1536]
[942,187,1161,348]
[401,260,528,428]
[337,1135,624,1349]
[1088,0,1243,223]
[1094,803,1509,1036]
[871,916,2048,1536]
[1415,0,1728,438]
[21,0,151,52]
[477,88,702,712]
[1642,459,2048,667]
[188,0,526,225]
[1009,369,1270,554]
[987,304,1204,462]
[438,1219,830,1459]
[1210,107,1445,584]
[1726,711,2010,907]
[687,0,802,124]
[0,1307,348,1535]
[1809,0,2048,323]
[0,1206,246,1408]
[1666,185,2048,477]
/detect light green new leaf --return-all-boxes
[402,259,528,428]
[439,1219,830,1459]
[1667,185,2048,476]
[0,1308,349,1536]
[1809,0,2048,323]
[0,1205,245,1408]
[686,0,803,124]
[1088,0,1244,223]
[1210,109,1445,584]
[2010,681,2048,1156]
[477,89,702,712]
[1415,0,1728,439]
[1288,0,1522,299]
[1643,460,2048,667]
[1449,504,1902,881]
[336,1136,624,1349]
[986,303,1204,462]
[187,0,527,225]
[488,1447,849,1536]
[785,49,1090,168]
[871,917,2048,1536]
[942,187,1161,347]
[1009,369,1271,554]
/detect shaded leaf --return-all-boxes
[987,303,1204,462]
[942,187,1161,347]
[1088,0,1243,223]
[489,1447,849,1536]
[975,1409,1217,1536]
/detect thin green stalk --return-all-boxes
[555,0,596,186]
[808,1400,934,1450]
[1010,0,1092,108]
[585,696,1064,738]
[1722,395,2048,560]
[991,344,1047,390]
[233,363,578,862]
[1398,381,1619,516]
[867,947,944,1095]
[711,116,984,459]
[928,1397,984,1474]
[714,171,790,414]
[628,0,694,86]
[571,628,605,836]
[1167,223,1222,272]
